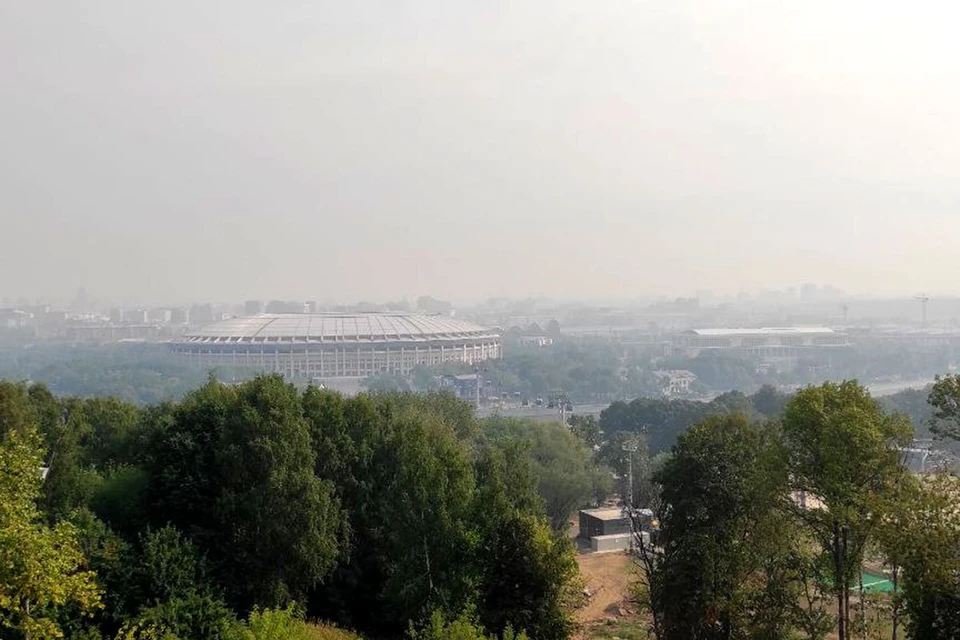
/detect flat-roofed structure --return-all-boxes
[578,507,631,540]
[170,312,501,379]
[676,327,849,358]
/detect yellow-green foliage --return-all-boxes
[0,426,102,639]
[243,605,313,640]
[243,605,363,640]
[112,606,364,640]
[409,611,528,640]
[114,622,180,640]
[305,622,364,640]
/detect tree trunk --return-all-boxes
[858,568,867,638]
[891,566,900,640]
[24,598,31,640]
[843,526,851,640]
[422,535,434,592]
[632,519,663,640]
[834,521,846,640]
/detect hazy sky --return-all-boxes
[2,1,959,305]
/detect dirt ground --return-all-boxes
[574,549,647,638]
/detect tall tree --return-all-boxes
[927,374,960,442]
[876,473,960,640]
[781,381,912,640]
[379,411,478,623]
[473,445,577,640]
[0,380,37,438]
[567,414,601,449]
[307,395,479,636]
[750,384,789,419]
[481,417,599,529]
[144,375,343,611]
[651,413,789,639]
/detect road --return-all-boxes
[476,403,609,421]
[865,378,935,397]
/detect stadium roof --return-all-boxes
[179,313,499,344]
[685,327,835,337]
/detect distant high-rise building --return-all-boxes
[800,283,818,302]
[244,300,264,315]
[170,308,188,324]
[265,300,302,314]
[109,307,123,325]
[70,287,91,312]
[147,308,172,323]
[695,290,715,305]
[417,296,452,314]
[190,303,215,325]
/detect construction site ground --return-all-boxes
[575,547,650,639]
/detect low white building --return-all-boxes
[652,370,697,396]
[517,335,554,348]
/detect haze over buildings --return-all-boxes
[3,1,960,304]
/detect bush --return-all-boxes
[409,611,528,640]
[242,605,312,640]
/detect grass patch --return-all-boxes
[586,618,650,639]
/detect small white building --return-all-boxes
[517,335,554,348]
[652,370,697,396]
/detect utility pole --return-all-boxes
[622,437,640,548]
[474,364,481,409]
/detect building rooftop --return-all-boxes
[443,374,479,381]
[178,312,499,344]
[686,327,835,337]
[581,507,628,521]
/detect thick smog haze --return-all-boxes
[2,1,959,304]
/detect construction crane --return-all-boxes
[915,294,931,326]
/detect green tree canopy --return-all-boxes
[927,374,960,442]
[480,417,602,529]
[781,381,912,640]
[144,375,344,611]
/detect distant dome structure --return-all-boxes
[170,312,502,379]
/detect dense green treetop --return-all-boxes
[143,376,344,610]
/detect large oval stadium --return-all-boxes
[170,312,502,379]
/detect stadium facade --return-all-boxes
[170,312,502,379]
